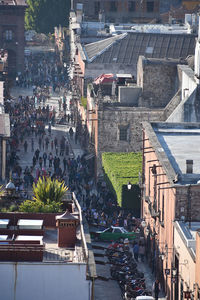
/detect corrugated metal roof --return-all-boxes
[84,33,127,61]
[84,32,196,64]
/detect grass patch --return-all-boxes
[102,152,142,209]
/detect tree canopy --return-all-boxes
[25,0,71,33]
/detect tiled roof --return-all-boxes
[84,32,196,64]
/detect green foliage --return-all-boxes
[19,177,68,213]
[33,177,68,203]
[102,152,142,207]
[0,185,4,196]
[25,0,71,33]
[19,199,62,213]
[81,97,87,109]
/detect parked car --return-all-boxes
[90,226,138,242]
[135,297,154,300]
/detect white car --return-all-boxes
[135,296,154,300]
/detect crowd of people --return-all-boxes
[5,51,143,228]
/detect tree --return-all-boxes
[19,177,68,213]
[25,0,71,33]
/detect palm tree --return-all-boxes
[33,177,68,203]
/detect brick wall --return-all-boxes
[0,6,26,75]
[96,106,165,176]
[73,0,160,22]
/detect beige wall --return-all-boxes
[195,232,200,299]
[143,129,176,295]
[174,224,195,299]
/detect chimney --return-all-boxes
[56,210,79,248]
[186,160,193,174]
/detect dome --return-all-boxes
[5,181,15,190]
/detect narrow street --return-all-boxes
[9,50,165,300]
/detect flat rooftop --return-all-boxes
[175,221,200,255]
[152,123,200,184]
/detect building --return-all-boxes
[72,0,182,23]
[74,31,195,97]
[0,0,27,76]
[0,114,10,182]
[173,221,200,300]
[142,121,200,300]
[0,194,96,300]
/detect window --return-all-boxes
[94,1,100,15]
[128,1,136,12]
[119,126,128,141]
[162,194,164,222]
[147,1,154,12]
[113,228,122,233]
[110,1,117,12]
[4,30,13,41]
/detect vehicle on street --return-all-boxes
[135,296,154,300]
[90,226,138,241]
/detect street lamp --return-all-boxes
[127,181,132,190]
[172,267,177,277]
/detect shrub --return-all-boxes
[33,177,68,203]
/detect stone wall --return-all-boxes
[96,106,165,176]
[137,56,180,108]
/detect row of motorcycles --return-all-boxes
[106,242,152,300]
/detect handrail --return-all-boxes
[73,192,88,260]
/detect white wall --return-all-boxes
[181,69,197,101]
[0,262,90,300]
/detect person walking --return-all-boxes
[35,149,40,161]
[139,242,145,262]
[133,242,139,262]
[39,156,43,169]
[31,138,34,152]
[48,152,53,168]
[24,140,28,152]
[152,279,161,300]
[43,152,47,167]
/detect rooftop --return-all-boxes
[0,197,88,264]
[83,32,195,64]
[144,122,200,185]
[175,221,200,258]
[0,0,27,6]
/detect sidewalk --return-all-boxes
[133,256,166,300]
